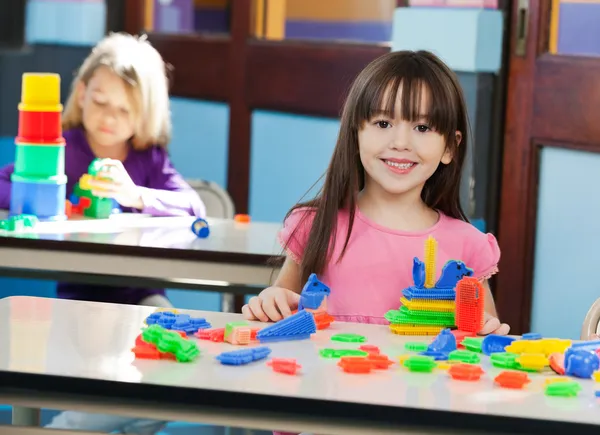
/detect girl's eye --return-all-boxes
[93,99,106,106]
[375,120,391,129]
[415,124,430,133]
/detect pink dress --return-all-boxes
[273,207,500,435]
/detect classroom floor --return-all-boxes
[0,406,270,434]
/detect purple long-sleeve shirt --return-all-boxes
[0,127,206,305]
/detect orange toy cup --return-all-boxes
[17,110,63,144]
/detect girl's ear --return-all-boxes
[455,130,463,147]
[441,130,462,165]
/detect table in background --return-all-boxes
[0,214,283,311]
[1,296,599,435]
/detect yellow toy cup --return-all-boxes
[18,73,63,112]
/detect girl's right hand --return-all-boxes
[241,286,300,322]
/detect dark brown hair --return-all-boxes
[286,50,470,284]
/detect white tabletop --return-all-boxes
[1,296,599,434]
[0,215,283,288]
[0,213,283,258]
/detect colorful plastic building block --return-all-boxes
[319,348,369,358]
[494,371,530,389]
[564,348,600,379]
[544,381,582,397]
[313,311,335,329]
[145,312,211,335]
[435,260,474,289]
[481,334,516,355]
[196,328,225,342]
[140,325,200,362]
[403,355,437,372]
[455,277,485,333]
[330,333,365,343]
[448,363,484,381]
[267,358,301,375]
[298,273,331,311]
[10,73,67,222]
[338,356,373,373]
[191,218,210,238]
[216,347,271,365]
[256,310,316,343]
[359,345,380,355]
[0,214,38,231]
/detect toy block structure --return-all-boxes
[9,73,66,221]
[256,310,317,343]
[385,236,474,335]
[70,158,120,218]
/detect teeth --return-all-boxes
[385,161,414,169]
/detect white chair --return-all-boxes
[186,179,235,219]
[580,298,600,340]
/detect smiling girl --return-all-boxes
[243,50,510,337]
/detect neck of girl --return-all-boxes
[358,181,439,232]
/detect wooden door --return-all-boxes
[496,0,600,334]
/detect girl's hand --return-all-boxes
[87,159,144,209]
[242,286,300,322]
[478,312,510,336]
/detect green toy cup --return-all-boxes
[14,141,65,180]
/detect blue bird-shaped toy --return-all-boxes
[412,257,425,288]
[298,273,331,310]
[435,260,474,289]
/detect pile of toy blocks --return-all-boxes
[385,236,474,335]
[68,158,120,218]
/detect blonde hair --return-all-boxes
[62,32,171,150]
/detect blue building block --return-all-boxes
[391,7,504,73]
[435,260,474,289]
[256,310,316,343]
[10,178,66,221]
[402,287,455,300]
[216,347,272,365]
[481,334,516,356]
[412,257,425,288]
[298,273,331,310]
[145,312,211,335]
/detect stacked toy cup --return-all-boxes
[9,73,67,221]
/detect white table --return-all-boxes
[1,296,599,435]
[0,215,283,306]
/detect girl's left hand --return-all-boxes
[478,312,510,336]
[87,159,144,209]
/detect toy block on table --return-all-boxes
[70,159,121,218]
[137,324,200,362]
[9,73,67,221]
[256,310,316,343]
[298,273,331,311]
[267,358,301,375]
[0,214,38,231]
[455,276,485,333]
[145,311,211,335]
[216,346,271,365]
[224,321,253,345]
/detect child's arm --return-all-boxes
[0,163,15,210]
[482,279,498,317]
[480,279,510,335]
[138,151,206,217]
[242,255,303,322]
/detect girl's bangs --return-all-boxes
[357,68,458,138]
